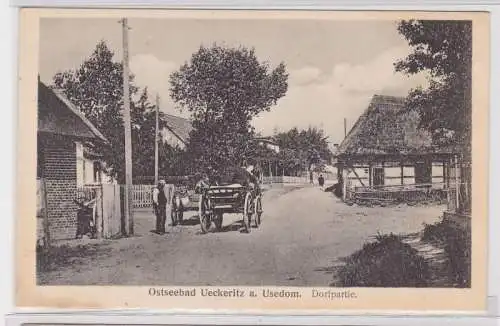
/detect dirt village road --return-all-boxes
[38,185,444,286]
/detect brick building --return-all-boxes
[37,80,108,240]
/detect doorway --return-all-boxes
[372,167,385,187]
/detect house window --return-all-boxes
[75,142,85,187]
[372,167,385,186]
[414,161,432,185]
[77,158,85,187]
[93,161,102,183]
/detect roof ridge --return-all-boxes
[372,94,406,104]
[163,112,191,121]
[338,98,377,151]
[162,111,194,144]
[372,94,406,100]
[336,93,432,156]
[41,82,109,144]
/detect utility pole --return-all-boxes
[343,118,347,138]
[120,17,134,236]
[154,94,160,185]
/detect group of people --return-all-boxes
[309,171,326,187]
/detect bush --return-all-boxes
[336,233,430,287]
[422,219,471,287]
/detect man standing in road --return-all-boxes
[318,174,325,188]
[152,179,170,234]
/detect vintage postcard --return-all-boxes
[17,8,490,312]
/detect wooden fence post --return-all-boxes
[95,185,103,239]
[101,183,123,239]
[342,169,349,202]
[454,155,460,212]
[101,184,108,238]
[114,184,122,237]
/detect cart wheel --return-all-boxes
[214,212,223,231]
[254,195,263,227]
[243,192,253,233]
[199,194,211,234]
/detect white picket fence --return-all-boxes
[76,184,174,210]
[261,176,309,184]
[131,184,175,208]
[131,184,155,208]
[132,176,309,207]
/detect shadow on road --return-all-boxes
[220,221,244,233]
[149,230,171,235]
[315,262,346,277]
[314,265,346,287]
[314,266,338,274]
[178,216,200,226]
[191,220,250,234]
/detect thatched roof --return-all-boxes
[337,94,456,158]
[38,81,108,143]
[163,113,193,144]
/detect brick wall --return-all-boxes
[39,134,78,240]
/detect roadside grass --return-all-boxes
[331,218,471,288]
[332,233,430,287]
[421,219,471,288]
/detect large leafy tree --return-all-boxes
[395,20,472,156]
[170,44,288,176]
[132,88,175,178]
[276,147,305,176]
[273,127,332,172]
[53,41,172,182]
[159,143,186,177]
[53,41,130,181]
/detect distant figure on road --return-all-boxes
[309,171,314,184]
[318,174,325,188]
[152,179,169,233]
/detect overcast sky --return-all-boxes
[39,17,428,145]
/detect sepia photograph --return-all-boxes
[17,8,489,311]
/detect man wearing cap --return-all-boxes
[152,179,170,234]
